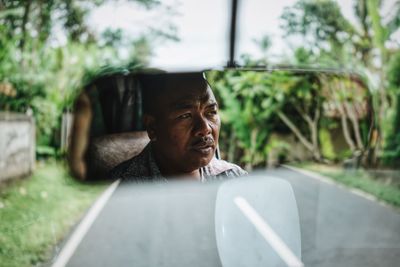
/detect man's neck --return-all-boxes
[151,144,201,180]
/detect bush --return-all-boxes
[382,52,400,166]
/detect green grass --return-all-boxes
[0,161,109,267]
[294,162,400,208]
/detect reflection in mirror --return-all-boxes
[68,68,374,181]
[68,71,150,180]
[68,70,229,181]
[205,69,373,170]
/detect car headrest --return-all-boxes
[86,131,150,180]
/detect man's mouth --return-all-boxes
[190,139,214,155]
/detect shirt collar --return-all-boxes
[147,142,207,182]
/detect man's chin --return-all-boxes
[186,148,214,169]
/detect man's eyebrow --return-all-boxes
[170,100,218,110]
[170,101,196,110]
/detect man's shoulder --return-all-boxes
[108,147,150,180]
[204,158,247,178]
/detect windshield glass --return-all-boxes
[1,1,399,267]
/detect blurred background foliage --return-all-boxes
[0,0,399,168]
[208,0,400,169]
[0,0,175,156]
[206,69,372,168]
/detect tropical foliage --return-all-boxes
[0,0,175,151]
[207,69,372,167]
[206,0,400,168]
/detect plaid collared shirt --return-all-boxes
[109,143,247,182]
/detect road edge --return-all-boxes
[281,164,400,213]
[51,179,121,267]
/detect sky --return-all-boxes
[87,0,398,71]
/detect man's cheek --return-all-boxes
[169,134,181,146]
[168,131,188,150]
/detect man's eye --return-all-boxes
[178,113,191,119]
[207,110,218,116]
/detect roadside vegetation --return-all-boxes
[207,0,400,170]
[0,161,108,267]
[0,0,177,156]
[0,2,175,266]
[294,162,400,208]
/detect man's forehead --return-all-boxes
[168,86,216,107]
[139,72,217,114]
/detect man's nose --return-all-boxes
[194,115,212,136]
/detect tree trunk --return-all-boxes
[246,128,259,171]
[277,111,321,160]
[344,101,365,150]
[328,78,357,153]
[339,102,357,152]
[367,0,389,164]
[20,0,32,52]
[311,118,321,161]
[227,127,236,163]
[38,0,53,44]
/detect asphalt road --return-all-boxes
[57,168,400,267]
[270,167,400,267]
[64,182,222,267]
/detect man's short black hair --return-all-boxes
[139,72,209,116]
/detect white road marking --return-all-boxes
[234,196,304,267]
[282,164,337,186]
[282,164,396,210]
[52,179,121,267]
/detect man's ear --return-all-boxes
[143,114,157,141]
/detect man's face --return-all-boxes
[148,84,220,173]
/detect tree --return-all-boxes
[280,0,400,165]
[0,0,176,152]
[207,70,326,164]
[319,73,371,161]
[206,70,273,169]
[280,0,358,65]
[383,51,400,166]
